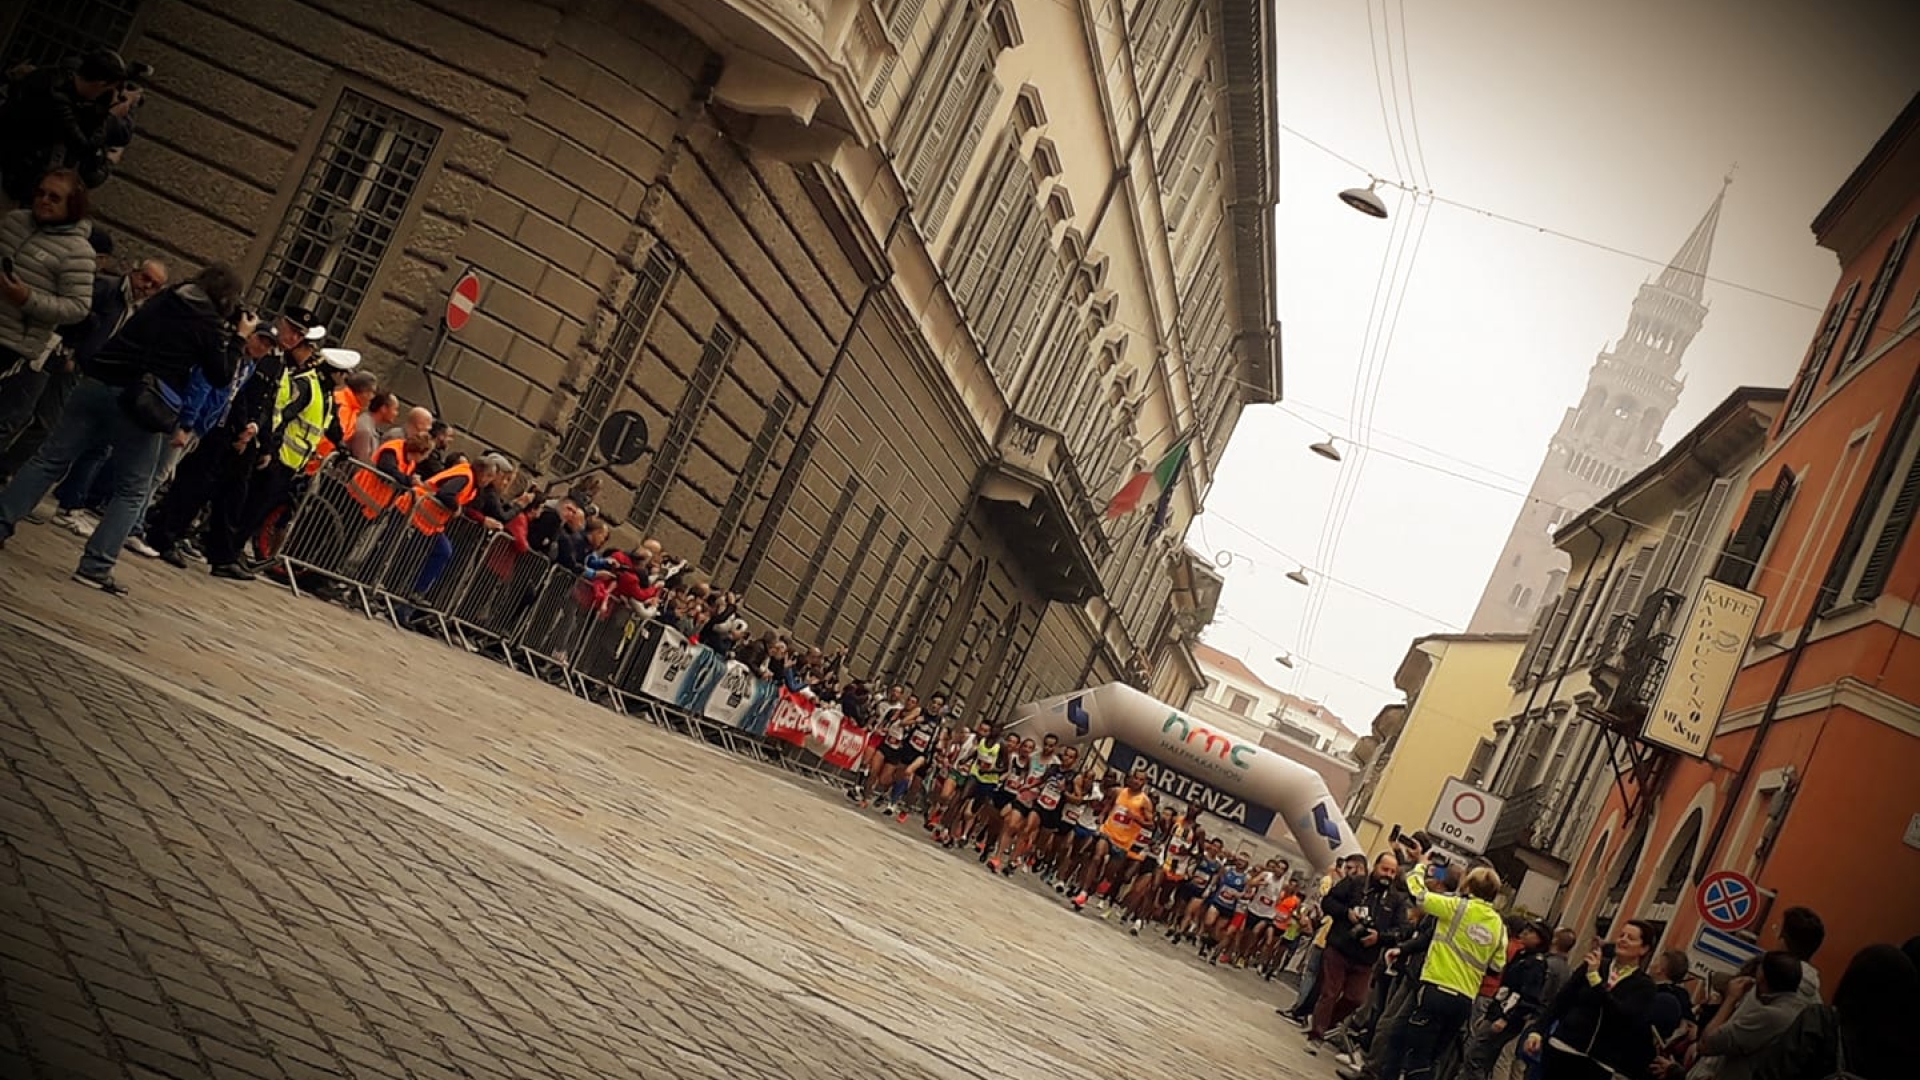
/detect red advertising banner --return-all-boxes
[765,689,815,746]
[824,721,870,770]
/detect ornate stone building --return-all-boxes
[9,0,1279,715]
[1468,190,1726,634]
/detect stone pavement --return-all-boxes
[0,521,1324,1079]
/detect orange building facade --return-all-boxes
[1557,95,1920,984]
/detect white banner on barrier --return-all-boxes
[642,626,695,702]
[703,661,760,728]
[804,705,844,759]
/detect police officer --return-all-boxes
[1364,833,1510,1080]
[203,307,328,580]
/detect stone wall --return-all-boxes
[67,0,1106,702]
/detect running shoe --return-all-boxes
[895,810,910,824]
[125,536,162,558]
[1336,1065,1366,1080]
[1304,1037,1324,1056]
[986,857,1001,873]
[1070,891,1089,910]
[978,847,991,864]
[1285,1013,1311,1030]
[1129,921,1141,937]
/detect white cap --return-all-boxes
[319,348,361,371]
[304,324,328,343]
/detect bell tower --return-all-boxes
[1467,184,1726,634]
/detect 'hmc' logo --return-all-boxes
[1161,714,1256,768]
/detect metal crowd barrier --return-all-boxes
[272,462,864,787]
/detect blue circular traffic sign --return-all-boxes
[1697,870,1759,932]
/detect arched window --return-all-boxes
[1653,809,1704,904]
[919,559,986,692]
[1607,814,1650,904]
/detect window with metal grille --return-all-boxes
[879,553,932,679]
[253,90,440,338]
[556,246,675,472]
[821,504,886,641]
[702,389,793,571]
[786,475,863,627]
[627,320,735,531]
[734,426,817,593]
[847,526,911,661]
[1,0,141,70]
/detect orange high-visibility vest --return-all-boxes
[408,461,477,535]
[307,387,362,474]
[346,439,418,519]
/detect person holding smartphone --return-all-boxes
[1524,918,1661,1080]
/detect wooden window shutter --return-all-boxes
[1837,215,1916,373]
[1855,431,1920,603]
[1671,478,1733,588]
[926,73,1000,234]
[1712,466,1796,588]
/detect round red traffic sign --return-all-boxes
[445,270,481,332]
[1452,791,1487,825]
[1697,870,1759,932]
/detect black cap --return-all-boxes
[77,50,128,83]
[88,226,115,256]
[280,305,318,331]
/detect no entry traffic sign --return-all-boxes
[1697,870,1759,932]
[1425,777,1505,855]
[445,270,481,332]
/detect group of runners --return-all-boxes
[843,698,1313,976]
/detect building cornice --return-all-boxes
[1715,674,1920,740]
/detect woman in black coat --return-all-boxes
[1525,919,1661,1080]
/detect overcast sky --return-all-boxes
[1194,0,1919,733]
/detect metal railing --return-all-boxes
[271,460,862,785]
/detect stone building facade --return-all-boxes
[7,0,1280,717]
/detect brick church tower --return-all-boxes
[1468,185,1728,634]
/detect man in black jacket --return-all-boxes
[145,325,280,566]
[1310,851,1413,1052]
[0,264,248,594]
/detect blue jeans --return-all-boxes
[55,440,114,511]
[0,378,165,578]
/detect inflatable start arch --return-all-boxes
[1011,682,1364,872]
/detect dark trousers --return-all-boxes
[1312,947,1376,1039]
[205,458,288,566]
[1541,1046,1609,1080]
[146,436,244,551]
[1381,984,1474,1080]
[0,361,77,475]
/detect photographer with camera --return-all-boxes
[0,50,126,204]
[1352,831,1510,1080]
[1524,918,1661,1080]
[1309,845,1413,1053]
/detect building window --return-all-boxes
[1653,809,1704,904]
[557,247,676,472]
[254,90,441,338]
[1837,215,1916,373]
[786,475,863,628]
[1784,282,1860,422]
[1,0,141,69]
[1823,395,1920,608]
[735,425,817,593]
[822,504,887,641]
[1712,466,1797,589]
[848,526,912,663]
[1227,691,1254,717]
[703,389,793,571]
[627,320,736,531]
[899,0,1017,234]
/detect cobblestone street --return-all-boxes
[0,524,1316,1079]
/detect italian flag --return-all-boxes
[1104,438,1190,520]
